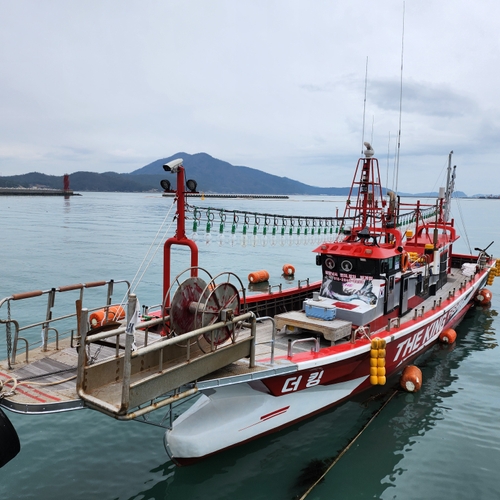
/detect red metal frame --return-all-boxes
[163,166,199,309]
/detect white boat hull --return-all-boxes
[165,375,368,463]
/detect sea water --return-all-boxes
[0,192,499,500]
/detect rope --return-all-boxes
[0,374,77,398]
[453,198,472,254]
[116,198,177,308]
[129,198,177,295]
[298,389,398,500]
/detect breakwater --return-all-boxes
[0,188,75,196]
[162,192,288,199]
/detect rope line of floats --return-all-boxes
[184,204,438,246]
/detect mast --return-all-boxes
[443,150,455,223]
[341,143,387,237]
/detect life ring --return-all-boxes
[401,252,409,272]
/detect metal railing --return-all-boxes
[287,337,320,357]
[0,280,130,366]
[75,293,257,418]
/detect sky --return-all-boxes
[1,1,499,195]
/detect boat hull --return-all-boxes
[165,275,483,464]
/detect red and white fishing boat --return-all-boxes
[0,146,497,467]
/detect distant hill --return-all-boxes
[129,152,352,195]
[0,152,353,195]
[0,151,470,197]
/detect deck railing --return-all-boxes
[76,293,257,418]
[0,280,130,367]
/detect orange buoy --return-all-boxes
[89,305,125,328]
[282,264,295,276]
[107,305,125,321]
[248,270,270,283]
[439,328,457,344]
[89,310,106,328]
[475,288,493,305]
[400,365,423,392]
[369,338,386,385]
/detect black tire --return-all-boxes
[0,408,20,467]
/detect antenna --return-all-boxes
[361,57,368,154]
[394,1,405,194]
[386,131,391,193]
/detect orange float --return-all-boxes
[89,305,125,329]
[282,264,295,276]
[439,328,457,344]
[248,270,270,283]
[400,365,423,392]
[369,338,386,385]
[475,288,492,305]
[108,305,125,320]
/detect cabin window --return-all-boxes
[340,259,354,273]
[380,256,401,276]
[389,275,395,291]
[358,257,376,276]
[323,256,336,271]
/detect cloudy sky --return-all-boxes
[1,1,498,195]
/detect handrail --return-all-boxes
[129,311,255,358]
[287,337,320,357]
[386,317,401,331]
[85,316,167,343]
[0,279,130,366]
[268,284,282,294]
[76,295,257,416]
[254,316,276,364]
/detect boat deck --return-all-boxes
[0,266,478,415]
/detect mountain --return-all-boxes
[0,152,353,195]
[130,152,351,195]
[0,152,470,197]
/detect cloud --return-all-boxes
[0,1,500,195]
[370,78,477,117]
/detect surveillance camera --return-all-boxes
[163,158,184,173]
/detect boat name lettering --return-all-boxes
[393,314,449,362]
[281,370,324,393]
[306,370,324,387]
[282,376,302,392]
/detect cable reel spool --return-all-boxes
[168,269,245,350]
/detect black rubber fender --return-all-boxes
[0,407,20,467]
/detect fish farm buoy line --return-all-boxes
[297,389,399,500]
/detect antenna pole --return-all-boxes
[361,57,368,154]
[394,1,405,194]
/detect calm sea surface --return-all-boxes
[0,192,499,499]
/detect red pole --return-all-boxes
[163,166,199,309]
